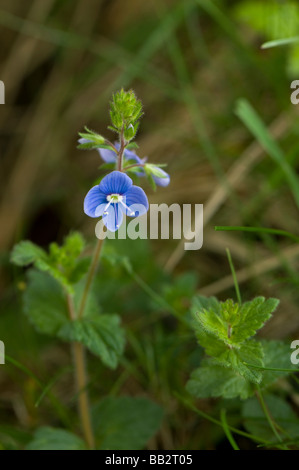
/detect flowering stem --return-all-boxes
[105,139,118,154]
[117,127,125,171]
[66,294,95,449]
[78,237,104,320]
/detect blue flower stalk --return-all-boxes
[79,89,170,232]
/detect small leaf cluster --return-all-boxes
[11,234,125,369]
[11,232,90,294]
[186,295,296,399]
[109,88,143,142]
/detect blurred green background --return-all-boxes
[1,0,299,450]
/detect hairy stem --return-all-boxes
[117,126,125,171]
[67,294,95,449]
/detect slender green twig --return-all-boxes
[220,409,240,450]
[175,392,273,446]
[78,237,104,319]
[255,386,286,448]
[226,248,242,304]
[67,293,95,449]
[215,226,299,243]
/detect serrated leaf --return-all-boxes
[24,270,68,336]
[11,241,47,266]
[242,394,299,442]
[191,296,278,349]
[214,340,264,384]
[58,314,125,369]
[232,297,279,344]
[186,359,253,399]
[92,397,163,450]
[26,427,86,450]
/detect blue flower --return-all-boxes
[78,139,170,187]
[84,171,149,232]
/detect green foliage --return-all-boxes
[260,340,299,387]
[77,126,106,150]
[26,427,86,450]
[24,270,68,336]
[109,88,143,141]
[11,232,90,294]
[188,295,281,397]
[10,241,47,267]
[236,99,299,210]
[92,396,164,450]
[186,359,252,400]
[242,394,299,442]
[234,0,299,74]
[23,270,125,368]
[58,314,125,369]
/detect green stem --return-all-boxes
[78,237,104,319]
[67,293,95,449]
[215,225,299,243]
[220,409,240,450]
[255,387,286,448]
[117,126,125,171]
[226,248,242,304]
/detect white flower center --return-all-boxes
[104,193,135,216]
[107,194,123,203]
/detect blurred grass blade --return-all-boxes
[262,37,299,49]
[6,354,43,388]
[215,226,299,243]
[226,248,242,304]
[236,99,299,209]
[220,409,240,450]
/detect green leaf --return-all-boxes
[126,141,139,150]
[242,394,299,442]
[232,297,279,344]
[186,359,253,400]
[26,427,86,450]
[191,296,277,349]
[24,270,68,336]
[92,397,163,450]
[144,163,168,178]
[234,1,299,40]
[58,315,125,369]
[213,340,264,384]
[260,340,299,388]
[10,241,47,266]
[262,36,299,49]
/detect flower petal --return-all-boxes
[152,168,170,187]
[84,186,107,218]
[122,185,149,217]
[99,171,132,195]
[123,148,141,164]
[97,148,117,163]
[102,204,124,232]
